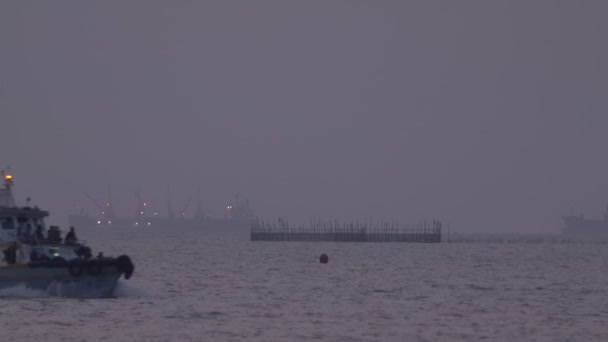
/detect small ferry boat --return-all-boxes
[0,171,134,297]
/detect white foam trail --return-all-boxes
[112,280,152,298]
[45,281,107,298]
[0,284,50,298]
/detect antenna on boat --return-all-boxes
[1,167,16,207]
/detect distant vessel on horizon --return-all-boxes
[562,206,608,238]
[68,190,254,233]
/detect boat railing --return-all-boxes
[17,234,88,248]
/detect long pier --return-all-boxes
[446,233,608,244]
[250,218,442,243]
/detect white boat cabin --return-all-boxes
[0,172,80,266]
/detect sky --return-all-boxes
[1,1,607,233]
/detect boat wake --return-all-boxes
[113,280,152,298]
[46,281,112,298]
[0,281,151,299]
[0,284,50,298]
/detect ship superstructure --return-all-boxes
[69,190,254,232]
[562,206,608,238]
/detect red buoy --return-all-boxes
[319,253,328,264]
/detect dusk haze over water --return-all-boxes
[2,1,607,233]
[2,2,608,341]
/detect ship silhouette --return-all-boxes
[69,188,254,233]
[562,206,608,238]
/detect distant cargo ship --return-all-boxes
[69,191,254,233]
[562,207,608,238]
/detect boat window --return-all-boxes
[44,246,78,260]
[1,217,15,230]
[31,218,44,231]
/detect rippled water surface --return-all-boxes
[1,227,607,341]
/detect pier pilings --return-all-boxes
[250,218,442,243]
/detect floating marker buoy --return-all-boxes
[319,253,328,264]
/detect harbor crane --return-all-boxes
[84,192,115,220]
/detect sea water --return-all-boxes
[1,226,607,341]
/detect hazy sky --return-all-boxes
[1,1,606,233]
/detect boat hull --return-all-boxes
[0,265,122,298]
[562,216,608,238]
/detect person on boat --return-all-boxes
[2,243,17,264]
[64,227,78,245]
[35,225,44,240]
[47,226,62,242]
[25,224,32,238]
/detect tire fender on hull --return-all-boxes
[86,260,103,276]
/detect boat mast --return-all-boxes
[1,169,15,207]
[135,187,145,220]
[195,186,205,219]
[105,185,115,221]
